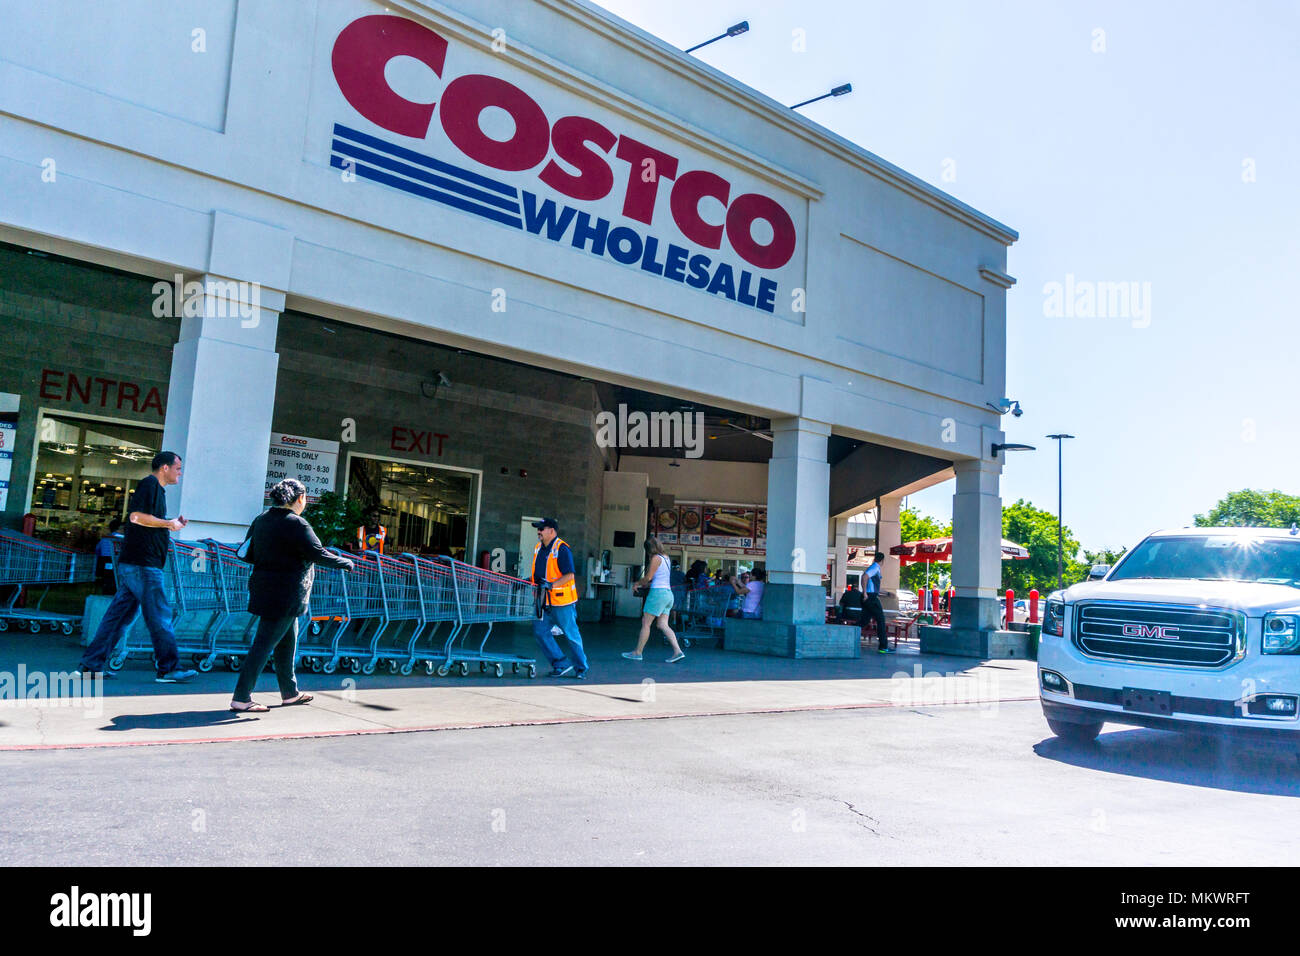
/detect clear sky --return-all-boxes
[590,0,1300,553]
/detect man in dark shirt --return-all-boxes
[837,582,864,624]
[78,451,197,682]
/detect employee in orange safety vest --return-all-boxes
[530,517,588,679]
[356,508,386,554]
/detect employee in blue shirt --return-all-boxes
[860,551,891,654]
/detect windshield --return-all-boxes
[1110,535,1300,586]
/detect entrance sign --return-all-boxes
[0,393,17,511]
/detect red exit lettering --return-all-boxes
[390,426,448,457]
[39,368,165,417]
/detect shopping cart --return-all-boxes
[681,584,732,645]
[354,551,426,675]
[298,551,352,672]
[0,528,96,635]
[403,554,458,675]
[204,539,259,672]
[316,551,385,675]
[105,537,228,671]
[435,558,538,678]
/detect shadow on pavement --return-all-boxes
[100,710,250,733]
[1034,727,1300,795]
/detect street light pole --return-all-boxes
[1047,434,1074,590]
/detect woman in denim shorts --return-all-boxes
[622,536,686,663]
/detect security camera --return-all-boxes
[1011,401,1023,418]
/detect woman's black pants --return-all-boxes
[233,613,300,702]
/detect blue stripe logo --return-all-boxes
[330,123,523,229]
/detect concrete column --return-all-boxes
[877,494,902,611]
[160,275,282,541]
[920,456,1023,657]
[831,515,848,602]
[764,416,831,624]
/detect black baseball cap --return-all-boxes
[531,517,558,530]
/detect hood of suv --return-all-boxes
[1064,578,1300,615]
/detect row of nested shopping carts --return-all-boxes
[0,529,97,634]
[100,537,541,677]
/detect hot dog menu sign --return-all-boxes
[313,7,805,315]
[656,502,765,550]
[703,506,756,548]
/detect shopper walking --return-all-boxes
[230,479,355,712]
[860,551,891,653]
[622,536,685,663]
[529,517,589,678]
[77,452,196,682]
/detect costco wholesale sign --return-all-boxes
[318,10,804,314]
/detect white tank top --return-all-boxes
[648,554,671,589]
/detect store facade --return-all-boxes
[0,0,1018,656]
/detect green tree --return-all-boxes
[1001,499,1083,594]
[302,491,366,548]
[1194,489,1300,529]
[897,506,951,591]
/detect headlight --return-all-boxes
[1263,614,1300,654]
[1043,591,1065,637]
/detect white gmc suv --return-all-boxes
[1038,526,1300,751]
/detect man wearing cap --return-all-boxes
[530,518,589,678]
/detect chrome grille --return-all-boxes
[1073,601,1243,667]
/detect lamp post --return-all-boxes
[790,83,852,110]
[1046,434,1075,590]
[685,21,749,54]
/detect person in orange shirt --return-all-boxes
[356,507,386,554]
[529,517,588,679]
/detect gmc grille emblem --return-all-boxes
[1122,623,1179,640]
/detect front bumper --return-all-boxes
[1041,697,1300,749]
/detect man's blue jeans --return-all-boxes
[532,601,588,673]
[80,563,180,676]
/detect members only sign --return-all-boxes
[265,434,339,503]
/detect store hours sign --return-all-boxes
[264,433,339,503]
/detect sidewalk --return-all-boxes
[0,621,1039,750]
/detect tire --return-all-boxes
[50,621,63,632]
[1047,716,1103,744]
[493,663,503,678]
[386,660,399,675]
[229,656,243,672]
[196,657,214,673]
[527,664,537,679]
[458,661,469,677]
[0,619,8,632]
[399,662,413,677]
[29,620,42,633]
[61,622,76,636]
[310,621,322,637]
[322,661,337,675]
[511,663,519,675]
[307,657,322,673]
[436,663,450,678]
[107,656,125,672]
[361,661,376,676]
[347,658,361,675]
[424,661,436,677]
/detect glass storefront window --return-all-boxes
[346,455,476,560]
[31,413,162,550]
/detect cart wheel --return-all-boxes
[323,661,337,675]
[527,664,537,679]
[196,657,214,673]
[511,662,519,674]
[479,661,487,673]
[50,621,63,632]
[386,660,399,675]
[424,660,436,677]
[229,655,243,672]
[61,622,75,636]
[29,620,42,634]
[347,658,361,675]
[362,661,376,676]
[310,621,323,636]
[307,657,322,673]
[0,619,8,631]
[107,656,125,672]
[436,663,450,678]
[493,663,504,678]
[399,662,413,677]
[458,661,470,677]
